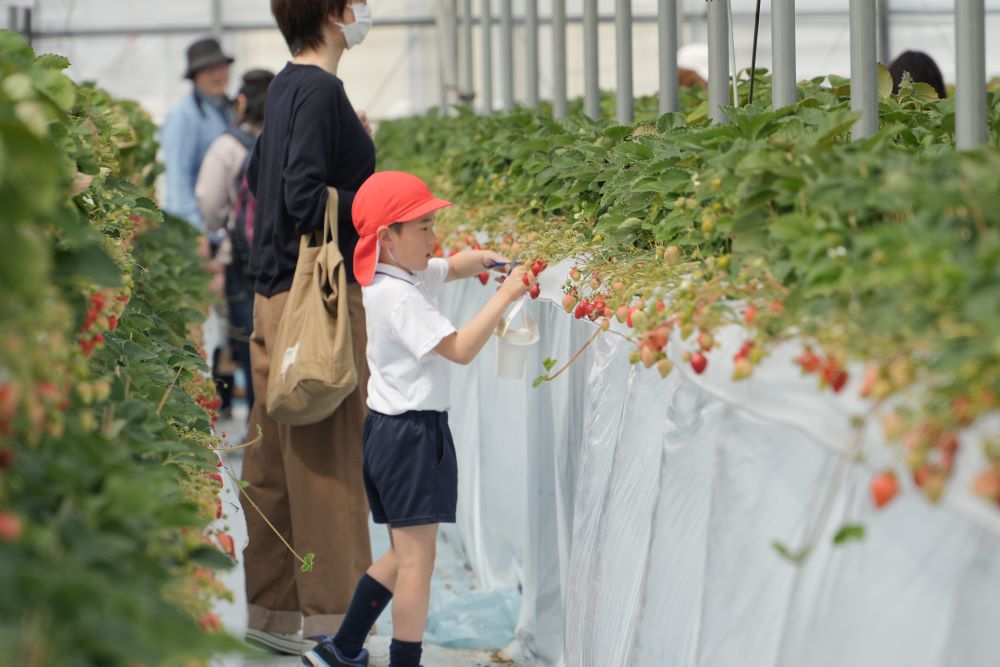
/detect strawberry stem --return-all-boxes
[156,366,184,416]
[222,461,311,570]
[210,424,263,452]
[539,325,604,383]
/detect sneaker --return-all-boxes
[301,635,370,667]
[245,628,313,655]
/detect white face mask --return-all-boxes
[336,3,373,49]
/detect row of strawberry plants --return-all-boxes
[0,32,241,666]
[377,71,1000,512]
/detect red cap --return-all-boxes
[351,171,453,286]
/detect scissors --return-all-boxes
[484,256,517,273]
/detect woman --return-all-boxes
[241,0,376,655]
[196,68,275,419]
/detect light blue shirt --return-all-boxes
[160,89,233,230]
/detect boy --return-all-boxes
[303,171,529,667]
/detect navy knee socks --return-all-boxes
[333,573,393,659]
[389,638,422,667]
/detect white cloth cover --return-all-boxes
[436,258,1000,667]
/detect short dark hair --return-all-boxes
[238,69,274,125]
[271,0,349,55]
[889,50,947,100]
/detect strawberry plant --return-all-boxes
[0,32,244,665]
[378,68,1000,530]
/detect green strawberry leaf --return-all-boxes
[833,523,866,546]
[772,540,809,564]
[300,552,316,573]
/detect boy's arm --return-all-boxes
[435,266,529,365]
[446,249,510,282]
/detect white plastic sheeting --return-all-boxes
[435,258,1000,667]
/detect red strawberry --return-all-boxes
[574,301,588,319]
[973,470,1000,503]
[744,305,758,326]
[871,471,899,509]
[199,612,223,632]
[522,274,531,286]
[0,511,22,542]
[217,532,236,558]
[690,351,708,374]
[108,315,118,331]
[626,307,637,328]
[478,272,489,285]
[0,383,18,421]
[529,284,540,300]
[734,341,754,362]
[531,260,544,276]
[859,365,879,398]
[0,448,14,469]
[796,349,821,374]
[448,248,460,257]
[822,360,848,393]
[216,498,223,520]
[209,472,223,486]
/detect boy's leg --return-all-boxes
[329,546,398,659]
[389,523,438,667]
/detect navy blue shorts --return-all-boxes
[362,410,458,528]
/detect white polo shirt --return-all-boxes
[362,259,457,415]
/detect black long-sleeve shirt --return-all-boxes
[247,63,376,296]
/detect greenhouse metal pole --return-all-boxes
[707,0,730,124]
[525,0,540,109]
[552,0,569,118]
[481,0,493,114]
[849,0,878,140]
[658,0,679,114]
[211,0,222,40]
[584,0,601,118]
[461,0,474,107]
[771,0,797,108]
[616,0,634,124]
[500,0,513,109]
[436,0,460,115]
[877,0,890,65]
[956,0,987,148]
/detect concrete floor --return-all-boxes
[214,402,530,667]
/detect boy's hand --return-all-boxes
[499,265,530,303]
[480,250,511,272]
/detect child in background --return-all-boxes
[302,171,529,667]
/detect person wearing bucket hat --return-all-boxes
[299,171,527,667]
[239,1,383,660]
[161,36,235,230]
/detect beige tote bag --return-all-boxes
[266,188,357,425]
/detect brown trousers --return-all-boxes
[242,284,372,638]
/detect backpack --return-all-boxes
[225,128,256,286]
